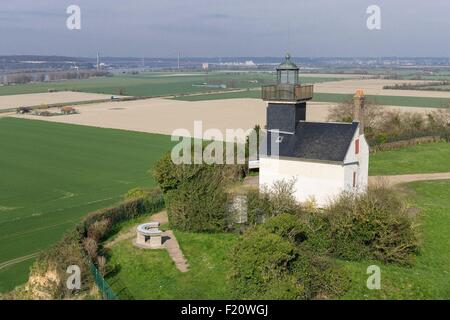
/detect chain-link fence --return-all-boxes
[90,262,117,300]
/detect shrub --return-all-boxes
[154,152,245,194]
[246,179,299,225]
[97,256,107,277]
[83,238,98,260]
[154,152,244,232]
[80,188,164,238]
[325,184,419,265]
[165,167,229,232]
[230,214,348,300]
[87,219,111,242]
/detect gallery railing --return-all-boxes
[262,84,314,102]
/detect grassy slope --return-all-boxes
[369,142,450,176]
[0,118,173,292]
[340,180,450,299]
[107,229,238,300]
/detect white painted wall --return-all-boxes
[259,125,370,207]
[259,157,345,207]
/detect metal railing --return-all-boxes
[262,84,314,102]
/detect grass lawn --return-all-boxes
[106,226,238,300]
[340,180,450,299]
[0,118,173,292]
[369,141,450,176]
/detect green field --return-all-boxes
[173,90,450,108]
[0,72,341,98]
[0,118,173,292]
[369,142,450,176]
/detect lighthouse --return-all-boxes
[259,54,369,207]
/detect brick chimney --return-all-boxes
[353,89,365,135]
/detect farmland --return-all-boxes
[0,118,173,292]
[0,72,342,98]
[173,90,450,108]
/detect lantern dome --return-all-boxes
[276,53,299,85]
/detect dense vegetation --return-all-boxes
[230,181,418,299]
[154,152,245,232]
[230,214,349,299]
[328,99,450,145]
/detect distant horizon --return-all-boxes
[1,54,450,60]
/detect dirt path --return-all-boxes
[369,172,450,186]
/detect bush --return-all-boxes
[80,188,164,238]
[325,184,419,265]
[246,179,299,225]
[87,219,111,242]
[154,152,244,232]
[165,167,229,232]
[154,152,245,194]
[83,237,98,260]
[230,214,349,300]
[327,99,450,146]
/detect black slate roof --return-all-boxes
[268,122,359,162]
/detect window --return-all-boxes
[353,172,357,188]
[355,139,360,155]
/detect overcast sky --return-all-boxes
[1,0,449,58]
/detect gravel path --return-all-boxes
[369,172,450,186]
[245,172,450,188]
[163,230,189,273]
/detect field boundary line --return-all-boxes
[0,252,40,270]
